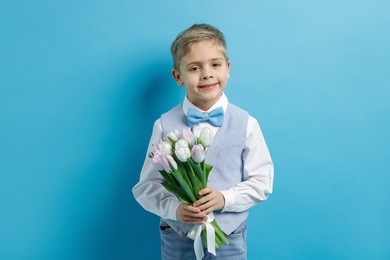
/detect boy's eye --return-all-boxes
[212,63,221,67]
[190,67,200,71]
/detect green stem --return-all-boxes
[189,159,206,189]
[161,182,191,204]
[186,161,203,199]
[212,221,229,245]
[171,169,196,202]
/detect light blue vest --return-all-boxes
[160,103,249,236]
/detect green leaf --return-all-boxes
[160,170,178,186]
[171,170,197,202]
[189,159,206,188]
[204,163,212,183]
[177,164,194,195]
[185,162,203,199]
[211,220,229,245]
[161,181,191,204]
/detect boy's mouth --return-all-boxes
[199,83,218,89]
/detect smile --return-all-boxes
[199,83,218,89]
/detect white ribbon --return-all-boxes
[187,212,216,260]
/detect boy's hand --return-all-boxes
[193,187,225,215]
[176,204,207,224]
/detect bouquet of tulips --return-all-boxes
[149,127,229,254]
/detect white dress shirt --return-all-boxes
[132,93,274,221]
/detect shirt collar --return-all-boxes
[182,93,228,116]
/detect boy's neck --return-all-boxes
[185,93,226,112]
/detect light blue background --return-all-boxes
[1,0,389,259]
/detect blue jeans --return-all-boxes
[160,219,247,260]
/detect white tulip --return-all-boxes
[199,127,213,147]
[167,130,180,143]
[160,141,172,155]
[175,139,191,162]
[192,125,202,139]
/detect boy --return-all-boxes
[132,24,274,259]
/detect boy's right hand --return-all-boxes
[176,203,208,224]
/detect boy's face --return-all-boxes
[172,40,231,111]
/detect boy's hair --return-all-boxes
[171,24,228,71]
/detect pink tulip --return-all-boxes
[166,154,178,171]
[151,154,164,171]
[161,156,172,173]
[181,128,195,145]
[191,144,205,163]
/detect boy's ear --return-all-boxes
[227,60,231,79]
[172,69,184,86]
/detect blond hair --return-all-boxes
[170,24,228,71]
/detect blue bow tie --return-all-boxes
[186,107,224,127]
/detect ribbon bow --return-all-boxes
[187,212,216,260]
[187,107,224,127]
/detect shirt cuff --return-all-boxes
[220,190,236,212]
[166,199,182,221]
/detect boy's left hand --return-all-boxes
[193,187,225,215]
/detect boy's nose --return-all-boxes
[202,73,213,80]
[201,66,213,80]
